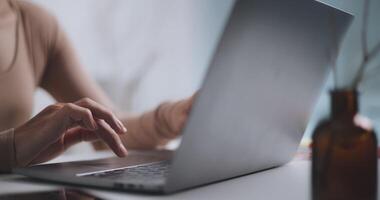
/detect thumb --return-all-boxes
[184,93,197,114]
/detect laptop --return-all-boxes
[14,0,352,194]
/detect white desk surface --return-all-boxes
[0,151,312,200]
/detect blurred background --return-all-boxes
[29,0,380,152]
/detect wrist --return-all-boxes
[0,128,16,172]
[153,102,172,139]
[14,126,49,167]
[14,127,31,167]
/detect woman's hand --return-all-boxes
[156,93,196,139]
[14,98,128,167]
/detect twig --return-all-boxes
[329,11,339,89]
[361,0,370,58]
[368,42,380,62]
[352,0,380,88]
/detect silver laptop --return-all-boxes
[14,0,352,194]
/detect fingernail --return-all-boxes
[118,120,127,133]
[120,145,128,156]
[92,121,98,130]
[122,126,127,133]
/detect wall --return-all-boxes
[30,0,380,147]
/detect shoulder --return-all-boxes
[15,1,62,84]
[16,0,59,39]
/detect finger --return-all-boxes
[75,98,126,134]
[186,93,197,112]
[63,128,99,150]
[182,100,193,114]
[96,119,128,157]
[175,94,196,115]
[62,103,98,130]
[175,99,192,115]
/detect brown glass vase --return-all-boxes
[312,90,377,200]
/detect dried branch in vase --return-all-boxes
[352,0,380,88]
[329,11,339,89]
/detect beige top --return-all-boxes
[0,129,15,172]
[0,0,178,172]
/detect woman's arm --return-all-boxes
[118,98,194,149]
[39,14,192,150]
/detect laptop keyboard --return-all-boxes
[83,161,170,181]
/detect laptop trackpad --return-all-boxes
[28,150,173,176]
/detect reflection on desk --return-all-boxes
[0,189,101,200]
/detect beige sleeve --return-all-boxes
[0,128,16,173]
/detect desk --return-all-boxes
[0,152,376,200]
